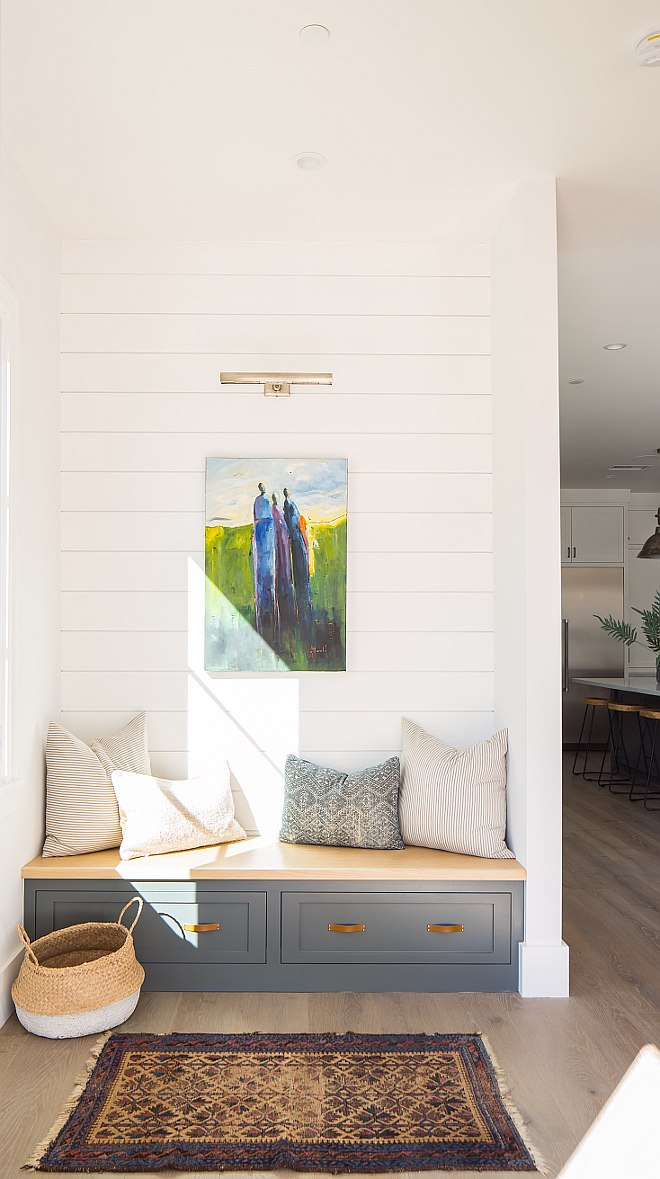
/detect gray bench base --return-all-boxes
[24,877,524,993]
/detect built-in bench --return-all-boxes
[22,840,526,993]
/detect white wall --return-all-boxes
[0,146,61,1022]
[492,179,569,997]
[60,240,495,833]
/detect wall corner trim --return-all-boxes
[0,946,22,1029]
[519,940,570,997]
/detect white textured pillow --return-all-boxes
[42,713,151,857]
[399,719,514,859]
[111,764,247,860]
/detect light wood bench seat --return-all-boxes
[22,839,526,881]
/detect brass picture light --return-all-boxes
[219,372,333,397]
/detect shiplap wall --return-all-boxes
[60,241,492,834]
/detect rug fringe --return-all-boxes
[478,1033,549,1176]
[22,1030,113,1171]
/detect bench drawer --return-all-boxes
[35,890,266,964]
[281,892,511,964]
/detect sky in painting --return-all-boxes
[206,458,347,528]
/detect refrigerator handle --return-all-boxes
[562,618,569,691]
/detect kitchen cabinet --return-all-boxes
[561,505,624,565]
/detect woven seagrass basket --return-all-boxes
[12,896,145,1039]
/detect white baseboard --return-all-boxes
[519,940,570,997]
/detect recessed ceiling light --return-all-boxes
[604,343,627,350]
[292,152,326,171]
[568,379,584,384]
[300,24,330,45]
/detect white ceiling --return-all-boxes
[3,0,660,491]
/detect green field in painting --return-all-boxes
[205,517,346,671]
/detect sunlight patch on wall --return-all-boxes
[187,557,298,838]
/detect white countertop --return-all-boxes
[573,676,660,698]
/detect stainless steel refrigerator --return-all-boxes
[561,567,624,747]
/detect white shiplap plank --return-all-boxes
[60,589,492,634]
[62,274,489,317]
[349,514,492,554]
[61,631,188,672]
[61,630,492,675]
[299,711,496,753]
[62,472,204,512]
[60,670,494,714]
[347,592,493,633]
[62,240,489,277]
[61,471,491,513]
[61,511,492,555]
[299,672,494,714]
[61,431,492,475]
[61,591,188,632]
[61,512,204,553]
[348,632,493,673]
[61,550,491,594]
[61,710,189,750]
[61,552,200,592]
[61,353,491,395]
[348,552,492,594]
[61,314,489,357]
[62,391,492,434]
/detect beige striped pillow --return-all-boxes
[42,714,151,857]
[399,718,514,859]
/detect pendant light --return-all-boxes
[637,508,660,558]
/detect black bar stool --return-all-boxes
[573,697,610,781]
[635,708,660,810]
[599,702,642,793]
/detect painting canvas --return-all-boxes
[205,458,347,672]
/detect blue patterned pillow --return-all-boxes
[280,754,404,850]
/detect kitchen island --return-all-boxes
[573,675,660,699]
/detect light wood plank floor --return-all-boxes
[2,754,660,1178]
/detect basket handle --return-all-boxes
[16,925,39,968]
[118,896,144,933]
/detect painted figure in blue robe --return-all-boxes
[283,487,313,645]
[252,483,276,644]
[271,493,296,653]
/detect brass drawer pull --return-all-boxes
[328,923,365,933]
[427,924,464,933]
[183,923,220,933]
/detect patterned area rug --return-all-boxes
[26,1031,544,1173]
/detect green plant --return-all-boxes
[595,588,660,655]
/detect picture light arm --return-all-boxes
[219,372,333,397]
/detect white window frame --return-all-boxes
[0,277,17,782]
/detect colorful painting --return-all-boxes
[205,458,347,672]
